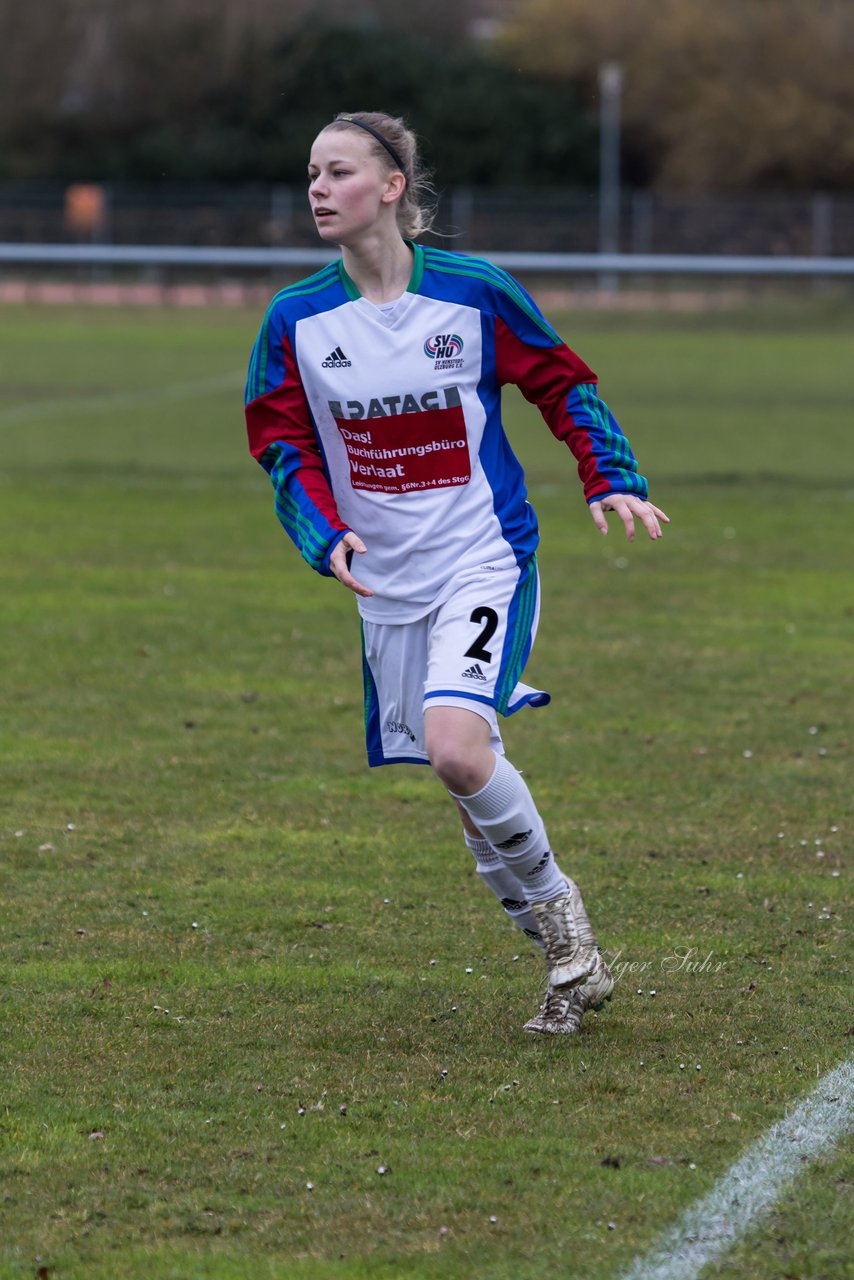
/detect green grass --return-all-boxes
[0,297,851,1279]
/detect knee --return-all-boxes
[427,736,492,796]
[423,705,495,796]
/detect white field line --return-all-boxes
[621,1055,854,1280]
[0,370,245,431]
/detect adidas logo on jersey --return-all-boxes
[322,346,352,368]
[461,663,487,682]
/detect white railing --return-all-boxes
[1,243,854,276]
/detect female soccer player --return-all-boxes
[245,111,668,1034]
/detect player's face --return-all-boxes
[307,130,397,246]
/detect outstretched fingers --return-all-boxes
[588,494,670,542]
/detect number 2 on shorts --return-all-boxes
[464,606,499,663]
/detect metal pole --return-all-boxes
[598,61,623,294]
[811,193,832,293]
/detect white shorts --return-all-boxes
[361,557,550,767]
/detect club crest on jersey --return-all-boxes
[424,333,464,370]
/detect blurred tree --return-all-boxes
[0,0,237,177]
[499,0,854,190]
[13,1,852,192]
[0,4,596,186]
[212,19,596,187]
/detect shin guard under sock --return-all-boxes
[453,755,567,904]
[464,831,543,949]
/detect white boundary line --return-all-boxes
[621,1055,854,1280]
[0,370,245,431]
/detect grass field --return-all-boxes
[0,295,851,1280]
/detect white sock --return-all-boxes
[463,831,544,949]
[452,754,567,904]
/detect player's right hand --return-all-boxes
[329,531,374,598]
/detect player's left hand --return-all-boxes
[588,493,670,542]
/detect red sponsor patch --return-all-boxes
[336,406,471,494]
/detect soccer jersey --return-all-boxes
[245,243,648,622]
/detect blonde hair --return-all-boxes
[322,111,436,240]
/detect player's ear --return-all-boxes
[381,171,406,205]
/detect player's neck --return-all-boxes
[341,233,413,304]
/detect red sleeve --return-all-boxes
[494,316,648,503]
[494,315,595,418]
[245,330,344,532]
[494,315,602,477]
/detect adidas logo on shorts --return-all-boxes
[461,662,487,682]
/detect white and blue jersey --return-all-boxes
[245,243,648,623]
